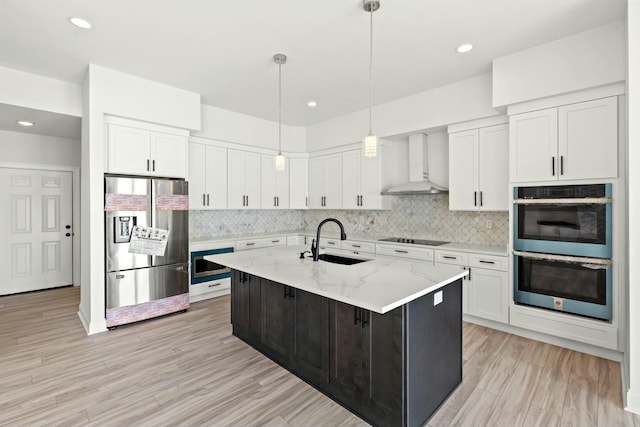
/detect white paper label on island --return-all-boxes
[434,290,443,306]
[128,226,169,256]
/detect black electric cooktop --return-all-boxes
[378,237,449,246]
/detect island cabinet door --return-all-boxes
[260,279,294,365]
[231,271,261,345]
[362,308,403,427]
[329,301,366,398]
[292,290,330,385]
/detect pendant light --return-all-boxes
[274,53,287,171]
[363,0,380,158]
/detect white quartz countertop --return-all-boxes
[206,245,468,314]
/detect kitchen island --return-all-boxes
[206,246,468,427]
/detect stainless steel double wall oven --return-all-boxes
[513,184,612,321]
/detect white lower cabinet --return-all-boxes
[376,243,434,262]
[235,236,286,251]
[435,250,508,324]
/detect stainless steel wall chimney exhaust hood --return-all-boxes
[381,133,448,195]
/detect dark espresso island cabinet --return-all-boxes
[230,269,462,427]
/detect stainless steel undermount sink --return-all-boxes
[317,253,371,265]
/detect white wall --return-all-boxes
[306,73,500,151]
[0,129,80,166]
[0,66,82,117]
[194,104,306,152]
[626,0,640,415]
[493,21,626,108]
[78,64,201,335]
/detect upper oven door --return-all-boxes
[513,184,612,258]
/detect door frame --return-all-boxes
[0,162,80,288]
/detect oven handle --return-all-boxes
[513,250,612,266]
[513,197,611,205]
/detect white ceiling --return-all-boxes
[0,0,627,136]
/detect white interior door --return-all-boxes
[0,168,73,295]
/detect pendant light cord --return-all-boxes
[368,5,373,134]
[278,61,282,154]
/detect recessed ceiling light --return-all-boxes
[456,43,473,53]
[307,101,317,108]
[68,17,92,29]
[17,120,35,127]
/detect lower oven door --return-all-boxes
[513,251,612,321]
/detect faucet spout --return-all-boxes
[313,218,347,261]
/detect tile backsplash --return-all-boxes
[190,195,508,246]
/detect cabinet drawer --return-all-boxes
[190,277,230,296]
[341,240,375,254]
[235,239,265,251]
[235,236,286,251]
[376,244,434,262]
[469,254,508,271]
[319,238,342,251]
[435,250,468,266]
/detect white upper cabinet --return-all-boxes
[228,149,261,209]
[289,157,309,209]
[557,97,618,180]
[107,122,187,178]
[342,145,392,210]
[309,153,342,209]
[449,124,509,211]
[261,155,290,209]
[188,142,227,210]
[510,96,618,182]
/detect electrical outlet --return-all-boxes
[485,220,492,229]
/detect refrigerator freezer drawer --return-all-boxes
[106,263,189,309]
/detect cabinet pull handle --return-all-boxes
[480,191,483,207]
[284,286,289,299]
[152,160,155,172]
[560,156,564,175]
[288,287,295,300]
[354,307,360,325]
[468,267,472,280]
[479,260,495,264]
[394,249,408,254]
[246,242,255,246]
[552,157,555,176]
[352,244,361,248]
[147,159,150,171]
[328,241,335,245]
[206,194,210,206]
[474,191,477,207]
[277,196,279,207]
[246,195,249,206]
[272,240,280,243]
[203,194,206,206]
[361,310,369,328]
[443,255,457,260]
[208,282,222,287]
[305,196,308,207]
[274,196,277,207]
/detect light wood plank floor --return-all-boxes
[0,286,638,427]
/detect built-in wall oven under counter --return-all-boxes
[513,184,613,321]
[189,244,233,302]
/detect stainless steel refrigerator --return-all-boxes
[105,176,189,328]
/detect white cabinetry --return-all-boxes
[435,250,508,324]
[228,149,261,209]
[261,155,289,209]
[342,145,392,210]
[376,243,434,262]
[235,236,286,251]
[510,96,618,182]
[449,124,508,211]
[107,122,188,178]
[309,153,342,209]
[289,157,309,209]
[188,143,227,209]
[341,240,376,256]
